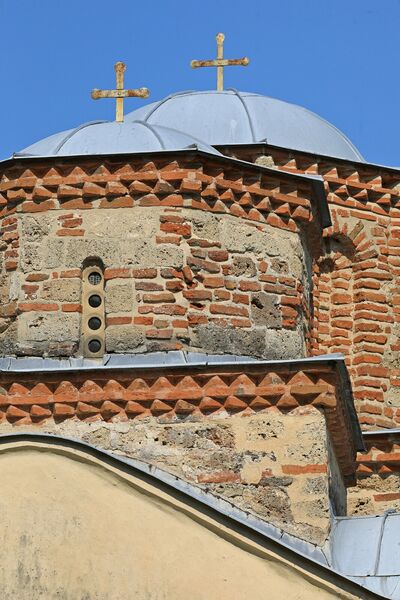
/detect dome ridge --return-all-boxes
[126,89,364,162]
[14,119,222,158]
[131,120,167,149]
[226,88,257,143]
[53,120,108,155]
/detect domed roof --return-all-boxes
[15,120,221,158]
[126,90,363,162]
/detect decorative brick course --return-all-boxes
[0,156,317,231]
[0,362,357,482]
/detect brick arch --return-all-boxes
[312,232,357,361]
[312,218,394,427]
[312,218,364,360]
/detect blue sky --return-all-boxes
[1,0,399,166]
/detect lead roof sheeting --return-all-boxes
[331,514,400,577]
[14,121,222,158]
[0,351,346,373]
[125,89,364,162]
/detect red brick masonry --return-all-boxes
[222,145,400,430]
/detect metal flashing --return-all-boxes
[0,351,345,374]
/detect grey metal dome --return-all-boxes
[15,120,222,158]
[126,90,364,162]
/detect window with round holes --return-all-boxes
[88,272,102,286]
[88,294,102,308]
[88,339,102,353]
[88,316,102,331]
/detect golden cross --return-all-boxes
[91,62,150,123]
[191,33,249,92]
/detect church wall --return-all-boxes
[223,146,400,432]
[0,444,368,600]
[0,360,354,546]
[0,156,322,361]
[0,407,333,546]
[0,155,359,549]
[217,146,400,520]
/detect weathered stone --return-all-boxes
[20,242,43,272]
[223,220,293,258]
[105,280,135,313]
[105,325,145,353]
[18,312,80,344]
[63,238,120,268]
[42,279,81,303]
[9,273,22,302]
[232,256,257,277]
[304,476,328,495]
[60,237,184,270]
[42,239,66,269]
[263,329,305,360]
[259,475,293,487]
[81,208,159,239]
[0,275,10,303]
[287,253,304,280]
[251,292,281,328]
[195,325,266,358]
[189,211,220,240]
[0,318,12,334]
[271,258,288,274]
[21,214,52,242]
[0,321,17,354]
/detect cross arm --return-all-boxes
[191,58,249,69]
[91,88,149,100]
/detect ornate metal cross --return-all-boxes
[191,33,249,92]
[91,62,150,123]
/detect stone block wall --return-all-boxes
[0,155,323,360]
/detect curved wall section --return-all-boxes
[0,155,321,360]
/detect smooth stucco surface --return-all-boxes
[0,442,361,600]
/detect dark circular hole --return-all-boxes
[88,271,102,286]
[88,317,102,331]
[88,339,102,354]
[88,294,102,308]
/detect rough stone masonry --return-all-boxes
[0,151,365,546]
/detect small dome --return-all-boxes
[126,90,363,162]
[15,120,222,158]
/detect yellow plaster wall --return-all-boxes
[0,442,363,600]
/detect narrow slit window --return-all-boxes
[81,259,105,358]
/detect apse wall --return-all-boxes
[0,155,322,361]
